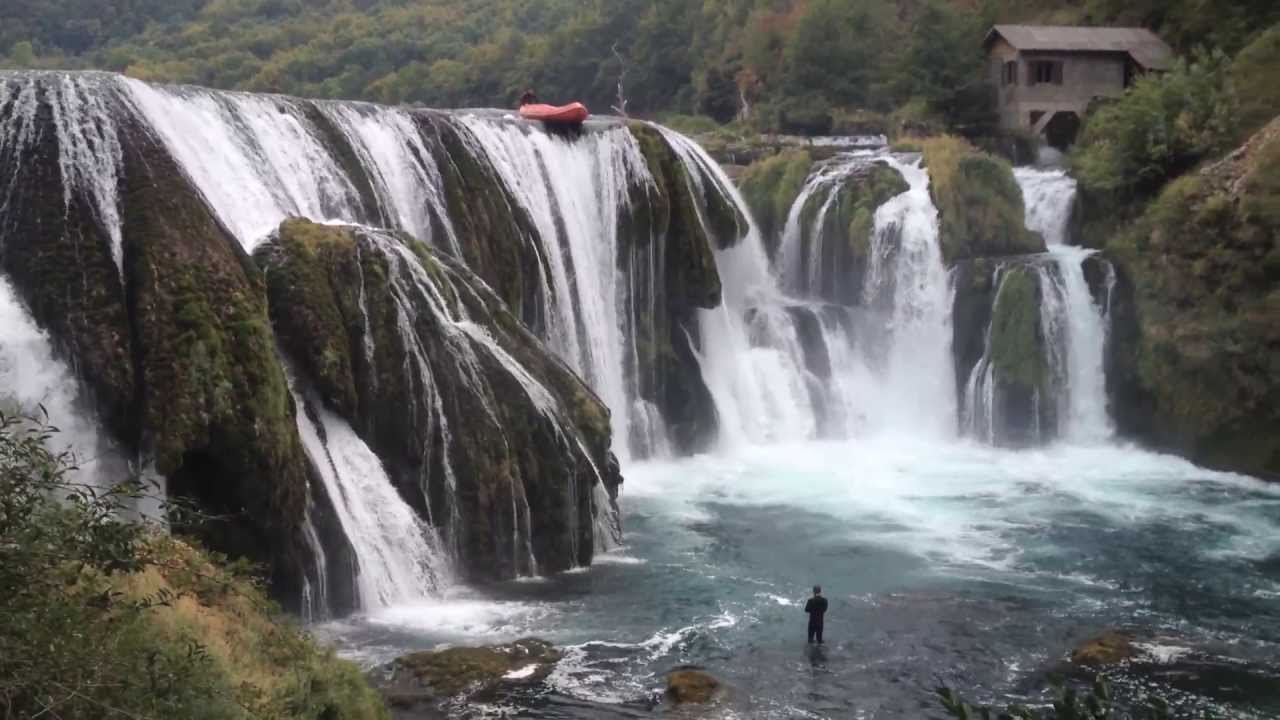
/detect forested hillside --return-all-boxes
[3,0,1278,134]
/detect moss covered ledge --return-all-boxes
[921,136,1045,265]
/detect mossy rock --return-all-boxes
[666,668,723,705]
[1071,631,1136,667]
[921,136,1046,265]
[385,638,562,700]
[259,220,622,579]
[738,149,813,257]
[121,116,314,593]
[1105,118,1280,480]
[987,265,1056,446]
[0,78,137,447]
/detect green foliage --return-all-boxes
[937,676,1170,720]
[1231,23,1280,140]
[0,411,388,719]
[1072,51,1239,203]
[922,136,1044,263]
[738,149,813,245]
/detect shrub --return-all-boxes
[737,149,814,249]
[1231,23,1280,140]
[0,411,387,720]
[1072,51,1238,203]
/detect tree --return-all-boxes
[8,40,34,66]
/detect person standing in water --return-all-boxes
[804,585,828,644]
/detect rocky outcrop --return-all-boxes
[378,638,562,710]
[0,74,317,598]
[738,149,813,257]
[921,136,1046,265]
[257,220,622,579]
[985,266,1056,446]
[1106,118,1280,480]
[629,123,730,452]
[666,668,723,705]
[1071,631,1136,667]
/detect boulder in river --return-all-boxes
[1071,630,1136,667]
[666,667,724,705]
[378,638,562,709]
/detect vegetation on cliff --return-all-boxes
[1105,119,1280,479]
[257,220,621,579]
[922,136,1045,264]
[0,413,386,719]
[738,149,813,254]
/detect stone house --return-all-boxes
[984,25,1174,147]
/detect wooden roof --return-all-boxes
[985,25,1174,70]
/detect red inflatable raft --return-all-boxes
[519,102,589,124]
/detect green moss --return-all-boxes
[121,127,312,580]
[257,219,360,417]
[1105,120,1280,479]
[989,267,1047,393]
[737,149,813,251]
[393,639,561,698]
[921,136,1045,264]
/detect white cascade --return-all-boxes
[1015,167,1113,442]
[0,275,131,489]
[455,115,662,460]
[657,127,822,446]
[776,152,875,295]
[290,373,450,610]
[858,156,957,439]
[1,73,126,277]
[122,78,366,249]
[314,101,461,256]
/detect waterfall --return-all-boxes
[859,156,957,438]
[290,376,450,610]
[121,78,368,248]
[0,276,131,487]
[963,168,1114,445]
[455,116,662,460]
[776,153,875,296]
[1016,168,1113,442]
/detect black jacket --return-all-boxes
[804,596,828,624]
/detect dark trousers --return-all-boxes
[807,622,824,643]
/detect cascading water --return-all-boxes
[859,156,957,438]
[291,375,450,610]
[776,152,875,297]
[962,167,1114,445]
[456,117,665,460]
[1022,168,1112,441]
[0,276,129,487]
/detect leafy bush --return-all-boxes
[1072,52,1239,202]
[1231,23,1280,139]
[921,136,1044,263]
[0,411,387,719]
[737,149,813,251]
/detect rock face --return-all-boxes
[1106,118,1280,480]
[738,149,814,257]
[1,71,670,611]
[0,74,316,597]
[921,136,1046,265]
[257,220,622,580]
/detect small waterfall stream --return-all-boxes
[963,167,1114,445]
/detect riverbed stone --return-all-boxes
[666,668,723,705]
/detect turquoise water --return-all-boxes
[322,439,1280,718]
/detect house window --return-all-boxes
[1030,60,1064,85]
[1003,61,1018,86]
